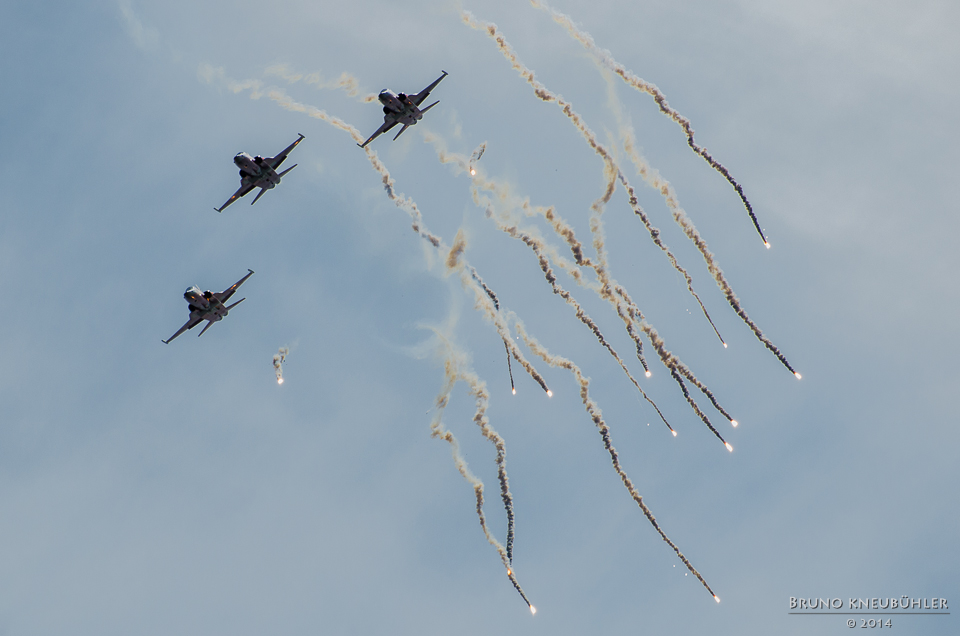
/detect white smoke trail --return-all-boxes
[198,65,555,395]
[263,64,376,101]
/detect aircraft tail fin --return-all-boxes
[393,124,410,141]
[197,321,216,337]
[251,188,268,206]
[420,100,440,115]
[277,164,297,178]
[225,297,246,311]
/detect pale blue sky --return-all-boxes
[1,1,957,634]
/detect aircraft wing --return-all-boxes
[163,315,203,344]
[411,71,448,106]
[267,133,305,170]
[359,119,399,148]
[215,269,255,304]
[217,182,256,213]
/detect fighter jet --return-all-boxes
[216,134,304,212]
[163,269,254,344]
[358,71,448,148]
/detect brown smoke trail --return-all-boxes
[459,12,726,350]
[202,67,556,393]
[272,346,289,385]
[502,222,674,431]
[470,266,516,395]
[439,148,674,429]
[425,134,736,436]
[615,170,726,347]
[511,320,717,599]
[619,134,798,377]
[530,0,767,246]
[460,14,787,416]
[614,283,737,429]
[431,335,531,607]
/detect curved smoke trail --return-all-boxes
[430,334,531,607]
[459,11,726,350]
[511,319,717,599]
[530,0,767,245]
[426,132,733,437]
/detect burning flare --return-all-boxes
[273,346,289,384]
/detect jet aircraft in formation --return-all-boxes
[172,71,449,344]
[359,71,448,148]
[163,269,255,343]
[216,134,305,212]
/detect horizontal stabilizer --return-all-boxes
[251,187,268,206]
[197,320,216,337]
[277,164,297,177]
[393,124,410,141]
[420,100,440,115]
[225,297,246,310]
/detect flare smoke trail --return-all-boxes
[460,11,726,350]
[511,320,717,599]
[504,220,674,432]
[530,0,767,246]
[470,266,516,395]
[273,346,289,385]
[214,70,542,600]
[618,139,798,377]
[263,64,374,101]
[462,11,798,378]
[469,143,486,175]
[596,56,797,377]
[201,66,555,394]
[430,335,531,607]
[425,134,672,427]
[426,134,734,437]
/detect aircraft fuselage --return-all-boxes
[184,286,228,322]
[379,90,424,126]
[234,152,281,190]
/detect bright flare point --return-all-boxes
[794,372,802,380]
[722,342,728,349]
[529,605,537,615]
[764,241,771,249]
[546,390,553,397]
[725,442,733,452]
[730,420,738,428]
[512,388,516,395]
[715,596,721,603]
[671,430,677,437]
[277,378,284,385]
[470,168,476,176]
[645,370,652,378]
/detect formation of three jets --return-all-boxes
[164,72,448,343]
